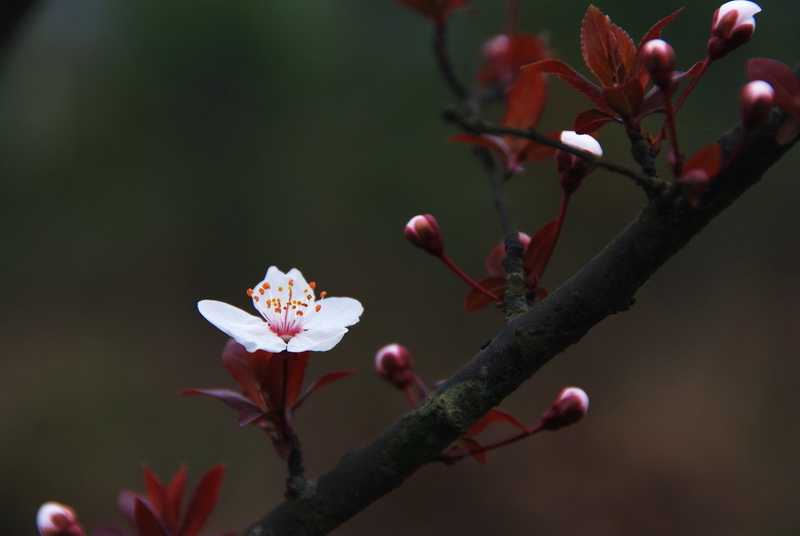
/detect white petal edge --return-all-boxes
[560,130,603,157]
[718,1,762,26]
[197,299,286,353]
[37,502,73,533]
[287,327,348,352]
[304,297,364,330]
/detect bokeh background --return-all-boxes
[2,0,799,534]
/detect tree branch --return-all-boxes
[246,111,796,535]
[443,109,671,196]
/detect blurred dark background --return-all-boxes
[2,0,799,534]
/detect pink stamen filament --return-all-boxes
[440,254,501,302]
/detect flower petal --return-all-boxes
[304,297,363,330]
[718,1,761,26]
[197,300,286,353]
[285,267,310,292]
[287,327,349,352]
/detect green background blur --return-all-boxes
[3,1,799,534]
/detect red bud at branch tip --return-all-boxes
[641,39,676,89]
[37,502,85,536]
[404,214,444,257]
[740,80,774,130]
[375,343,415,389]
[541,386,589,431]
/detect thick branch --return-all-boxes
[247,112,795,535]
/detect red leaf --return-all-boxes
[284,352,310,409]
[464,277,505,312]
[503,66,548,159]
[179,465,225,536]
[747,58,800,118]
[478,33,549,87]
[221,340,268,410]
[603,76,644,118]
[143,468,166,517]
[468,408,529,436]
[134,499,168,536]
[524,59,606,111]
[503,61,547,130]
[181,388,265,427]
[165,466,188,533]
[638,7,684,48]
[450,134,515,170]
[684,143,722,179]
[292,370,355,411]
[574,108,615,134]
[580,5,637,87]
[523,220,561,286]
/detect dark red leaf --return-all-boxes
[292,370,355,411]
[478,33,549,87]
[464,277,505,312]
[134,499,168,536]
[284,352,310,409]
[221,340,268,410]
[524,59,607,111]
[450,134,515,170]
[467,408,529,436]
[165,466,188,533]
[181,388,265,427]
[143,467,166,518]
[747,58,800,118]
[684,143,722,179]
[179,465,225,536]
[638,7,684,48]
[573,108,615,134]
[603,76,644,118]
[523,220,561,286]
[503,63,547,131]
[580,5,637,87]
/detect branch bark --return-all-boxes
[246,111,796,535]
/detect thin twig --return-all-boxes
[433,22,467,101]
[443,109,671,196]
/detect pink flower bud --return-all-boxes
[374,343,415,389]
[708,1,762,60]
[37,502,85,536]
[541,387,589,431]
[404,214,444,257]
[641,39,676,89]
[740,80,774,130]
[555,131,603,195]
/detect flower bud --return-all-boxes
[555,131,603,195]
[641,39,676,89]
[740,80,774,130]
[708,1,762,60]
[541,387,589,431]
[374,343,415,389]
[37,502,85,536]
[404,214,444,257]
